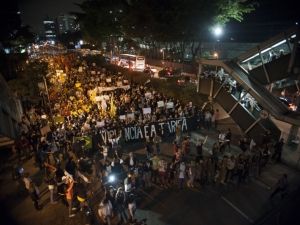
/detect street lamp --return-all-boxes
[160,48,165,60]
[212,25,223,37]
[213,52,219,59]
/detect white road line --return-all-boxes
[221,196,254,223]
[253,179,272,190]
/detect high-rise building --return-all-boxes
[57,14,79,34]
[43,17,56,41]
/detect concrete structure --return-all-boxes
[0,74,22,147]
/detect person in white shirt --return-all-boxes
[178,161,186,189]
[23,173,32,191]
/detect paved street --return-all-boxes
[1,119,300,225]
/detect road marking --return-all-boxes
[221,196,254,223]
[254,178,272,190]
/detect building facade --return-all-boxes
[57,14,79,34]
[43,17,57,41]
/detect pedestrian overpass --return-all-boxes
[197,27,300,142]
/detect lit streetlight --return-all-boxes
[212,25,223,37]
[213,52,219,59]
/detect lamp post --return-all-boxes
[160,48,165,60]
[43,74,54,122]
[212,25,223,60]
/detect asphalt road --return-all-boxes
[1,125,300,225]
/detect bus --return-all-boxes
[118,54,145,71]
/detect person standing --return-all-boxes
[212,109,220,129]
[187,161,196,188]
[272,138,284,162]
[127,193,136,222]
[178,161,186,189]
[225,128,232,149]
[30,184,42,211]
[270,174,288,199]
[115,187,128,224]
[158,158,167,188]
[66,177,75,218]
[153,134,162,155]
[150,154,160,184]
[48,177,57,204]
[204,110,212,130]
[98,197,113,225]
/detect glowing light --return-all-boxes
[108,174,115,183]
[213,52,219,58]
[213,25,223,37]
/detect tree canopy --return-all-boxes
[76,0,255,43]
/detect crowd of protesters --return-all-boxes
[12,55,286,225]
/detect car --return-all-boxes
[144,66,157,76]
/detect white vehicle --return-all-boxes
[118,54,145,71]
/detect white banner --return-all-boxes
[96,85,130,93]
[166,102,174,109]
[143,107,152,115]
[157,101,165,108]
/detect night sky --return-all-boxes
[18,0,300,41]
[19,0,83,34]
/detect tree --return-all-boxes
[74,0,125,48]
[76,0,255,60]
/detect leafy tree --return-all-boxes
[76,0,255,60]
[74,0,125,48]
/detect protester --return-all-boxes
[270,174,288,199]
[13,54,282,223]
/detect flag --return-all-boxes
[110,94,117,117]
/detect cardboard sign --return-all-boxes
[143,107,152,115]
[91,71,96,74]
[157,101,165,108]
[106,78,112,83]
[119,115,126,120]
[96,121,105,128]
[127,113,135,120]
[166,102,174,109]
[145,92,152,99]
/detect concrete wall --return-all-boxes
[0,74,22,141]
